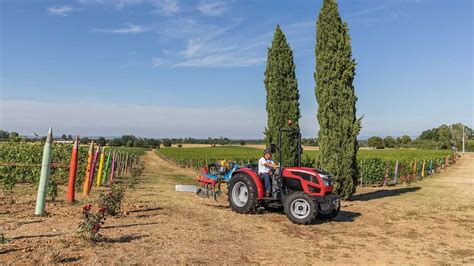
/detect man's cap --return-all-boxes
[264,148,273,154]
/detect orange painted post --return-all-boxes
[88,145,100,193]
[67,136,79,203]
[83,142,94,196]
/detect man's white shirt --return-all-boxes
[258,157,274,175]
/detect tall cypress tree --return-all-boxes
[264,25,301,166]
[315,0,361,198]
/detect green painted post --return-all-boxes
[35,127,53,216]
[102,151,111,185]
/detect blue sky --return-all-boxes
[0,0,472,138]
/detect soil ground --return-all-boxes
[1,152,473,264]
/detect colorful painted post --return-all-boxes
[66,136,79,203]
[88,145,100,193]
[393,160,399,183]
[429,159,433,174]
[413,161,417,181]
[83,142,94,196]
[102,151,111,185]
[35,127,53,216]
[96,148,106,187]
[421,160,425,177]
[110,151,116,184]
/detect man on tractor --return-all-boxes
[258,149,278,197]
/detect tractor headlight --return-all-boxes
[321,175,332,187]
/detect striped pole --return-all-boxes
[96,148,105,187]
[35,127,53,216]
[83,142,94,196]
[102,151,111,185]
[88,145,100,193]
[66,136,79,203]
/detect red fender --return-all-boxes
[233,168,264,199]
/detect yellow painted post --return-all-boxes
[421,160,425,177]
[96,148,106,187]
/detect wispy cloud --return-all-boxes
[78,0,179,14]
[78,0,144,9]
[174,54,265,67]
[47,5,79,16]
[197,1,229,16]
[151,0,179,15]
[94,23,152,34]
[151,57,166,67]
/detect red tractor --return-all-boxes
[197,127,340,225]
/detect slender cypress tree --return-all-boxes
[315,0,361,198]
[264,25,301,166]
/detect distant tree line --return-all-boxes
[364,123,472,150]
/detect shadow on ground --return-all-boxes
[13,233,62,240]
[104,234,148,243]
[350,187,421,201]
[128,207,162,213]
[102,222,160,229]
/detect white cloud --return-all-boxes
[1,100,266,138]
[174,54,265,67]
[151,57,166,67]
[94,23,152,34]
[182,38,202,57]
[78,0,144,8]
[47,5,78,16]
[151,0,179,15]
[197,1,229,16]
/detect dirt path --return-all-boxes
[1,151,473,264]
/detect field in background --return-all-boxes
[157,146,452,165]
[156,146,454,186]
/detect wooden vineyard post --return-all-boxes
[67,136,79,203]
[35,127,53,216]
[110,151,116,184]
[383,163,389,187]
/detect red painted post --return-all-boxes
[66,136,79,203]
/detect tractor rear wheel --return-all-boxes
[284,192,318,225]
[228,173,259,214]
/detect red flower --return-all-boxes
[83,204,92,212]
[92,224,99,233]
[99,208,106,214]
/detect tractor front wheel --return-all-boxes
[283,192,318,225]
[228,173,259,214]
